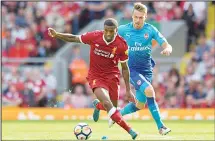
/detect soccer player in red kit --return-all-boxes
[48,18,138,140]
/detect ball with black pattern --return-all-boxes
[74,123,92,140]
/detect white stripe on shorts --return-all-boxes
[138,74,151,86]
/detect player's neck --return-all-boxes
[132,22,145,30]
[102,34,117,45]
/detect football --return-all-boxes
[74,123,92,140]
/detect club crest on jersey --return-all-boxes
[144,33,149,39]
[93,79,96,85]
[137,80,142,85]
[125,49,128,56]
[110,47,117,58]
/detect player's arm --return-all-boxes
[119,42,136,103]
[121,61,131,91]
[120,61,136,103]
[152,26,172,56]
[119,43,130,90]
[160,42,172,56]
[48,28,81,43]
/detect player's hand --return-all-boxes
[125,90,136,103]
[48,28,57,38]
[161,46,172,56]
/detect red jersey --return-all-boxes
[79,30,128,80]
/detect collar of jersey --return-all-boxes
[132,22,146,31]
[102,33,117,45]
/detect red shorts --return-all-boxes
[87,77,120,101]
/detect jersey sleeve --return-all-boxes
[151,25,167,46]
[118,41,129,62]
[79,31,99,45]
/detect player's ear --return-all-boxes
[115,28,118,35]
[144,14,147,20]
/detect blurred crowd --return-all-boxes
[2,2,214,109]
[2,1,84,58]
[2,65,57,107]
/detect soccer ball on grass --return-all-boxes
[74,123,92,140]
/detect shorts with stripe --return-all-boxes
[130,70,152,103]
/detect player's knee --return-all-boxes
[144,85,155,97]
[102,100,112,110]
[111,100,118,107]
[136,101,145,109]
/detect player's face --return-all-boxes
[104,25,117,42]
[132,9,147,29]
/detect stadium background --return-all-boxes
[1,1,214,140]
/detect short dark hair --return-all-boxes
[104,18,118,27]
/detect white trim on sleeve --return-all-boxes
[119,59,128,63]
[79,35,84,44]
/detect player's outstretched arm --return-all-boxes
[121,62,136,103]
[160,42,172,56]
[48,28,81,43]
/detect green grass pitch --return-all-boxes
[2,120,214,140]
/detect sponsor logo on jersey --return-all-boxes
[129,46,150,51]
[128,42,151,51]
[94,47,117,58]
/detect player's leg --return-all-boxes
[93,99,117,111]
[108,81,119,109]
[120,89,146,116]
[93,99,106,111]
[92,78,119,122]
[92,98,104,122]
[144,84,171,135]
[92,99,118,122]
[117,72,170,135]
[94,87,138,139]
[135,74,170,135]
[126,73,170,134]
[119,72,147,116]
[109,87,147,128]
[111,100,118,108]
[89,78,107,122]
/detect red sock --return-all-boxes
[96,102,106,111]
[111,110,131,132]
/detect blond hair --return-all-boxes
[133,2,147,14]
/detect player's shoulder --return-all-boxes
[84,30,103,37]
[91,30,103,35]
[118,22,132,37]
[116,34,127,43]
[118,22,131,28]
[118,22,132,30]
[115,35,128,49]
[144,22,157,31]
